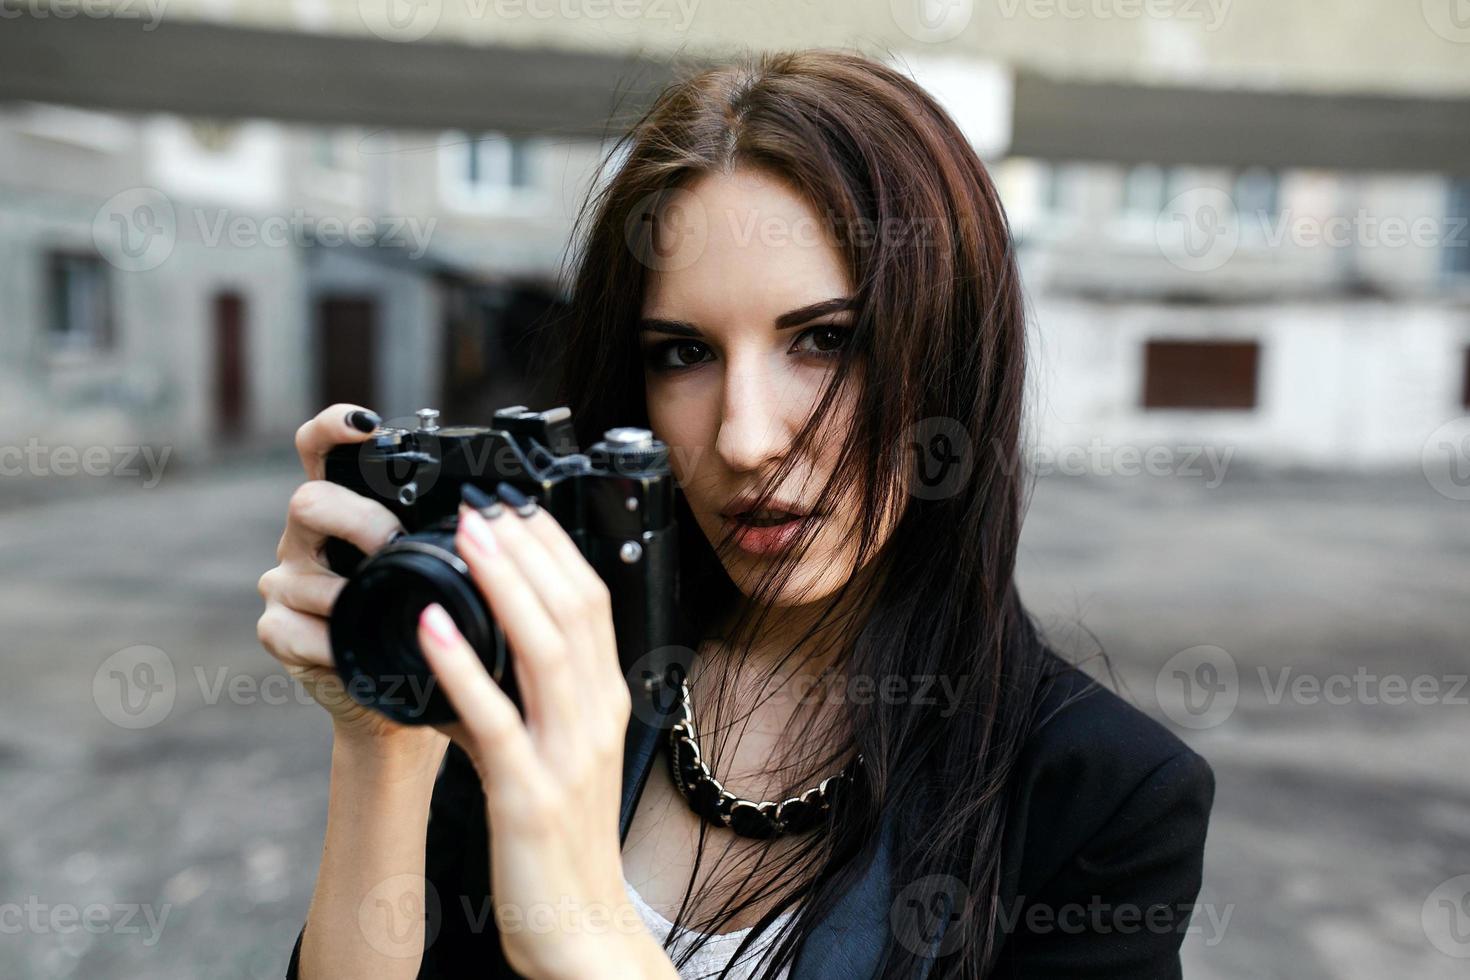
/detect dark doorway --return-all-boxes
[440,279,565,422]
[318,297,378,409]
[213,291,247,439]
[1142,339,1261,410]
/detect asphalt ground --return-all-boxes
[1,457,1465,978]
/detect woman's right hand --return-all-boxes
[256,404,443,748]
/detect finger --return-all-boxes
[461,501,613,708]
[256,603,333,670]
[258,563,345,618]
[418,603,534,789]
[455,508,579,737]
[280,481,402,566]
[295,404,381,481]
[525,511,621,691]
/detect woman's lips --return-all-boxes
[723,514,820,556]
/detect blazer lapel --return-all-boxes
[617,669,941,980]
[790,816,910,980]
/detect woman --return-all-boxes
[257,50,1214,980]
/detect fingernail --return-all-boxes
[346,409,381,433]
[420,603,457,645]
[461,483,504,518]
[496,481,538,517]
[459,508,499,556]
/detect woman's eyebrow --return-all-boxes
[774,297,856,329]
[637,318,702,337]
[637,297,855,336]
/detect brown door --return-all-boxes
[213,292,247,439]
[318,297,378,409]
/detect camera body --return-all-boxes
[323,405,680,726]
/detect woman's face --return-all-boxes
[639,168,886,607]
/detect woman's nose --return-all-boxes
[714,358,794,474]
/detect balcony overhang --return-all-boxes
[1,12,1468,175]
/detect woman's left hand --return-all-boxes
[415,490,673,980]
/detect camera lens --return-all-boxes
[329,529,507,725]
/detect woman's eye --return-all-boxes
[645,339,713,371]
[791,324,852,357]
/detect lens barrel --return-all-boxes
[329,525,507,724]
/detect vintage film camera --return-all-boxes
[323,406,678,726]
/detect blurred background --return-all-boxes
[1,1,1468,977]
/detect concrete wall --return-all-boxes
[1028,296,1470,468]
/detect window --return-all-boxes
[440,130,543,211]
[1446,179,1470,280]
[1232,167,1279,220]
[47,253,113,353]
[1461,346,1470,410]
[1122,164,1168,217]
[1142,339,1260,410]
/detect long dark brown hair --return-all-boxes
[547,49,1055,979]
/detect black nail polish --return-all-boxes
[346,409,381,433]
[496,481,538,517]
[461,483,504,517]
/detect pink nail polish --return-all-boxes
[420,603,458,644]
[460,509,498,556]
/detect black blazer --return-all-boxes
[285,659,1214,979]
